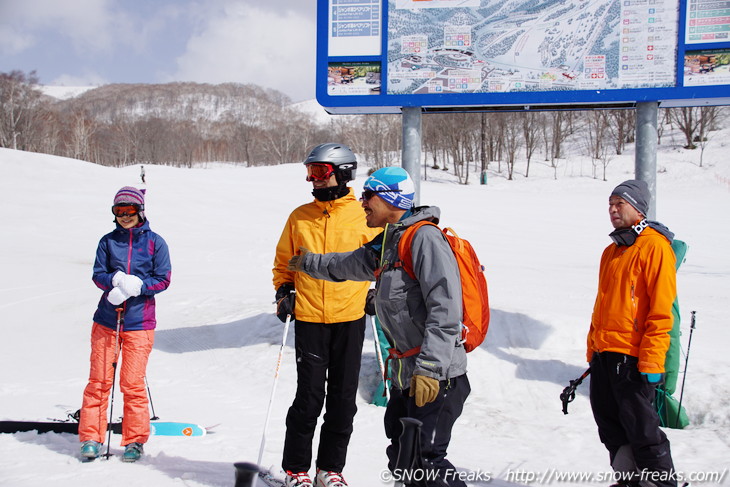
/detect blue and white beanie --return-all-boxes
[363,167,415,210]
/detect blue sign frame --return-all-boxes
[317,0,730,114]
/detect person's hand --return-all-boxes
[365,288,376,316]
[287,247,311,272]
[641,372,664,384]
[107,287,129,306]
[409,374,440,407]
[119,274,143,297]
[112,271,125,288]
[275,284,295,323]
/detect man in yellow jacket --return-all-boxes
[587,179,677,487]
[272,143,380,487]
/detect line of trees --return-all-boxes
[1,70,726,180]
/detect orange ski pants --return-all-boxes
[79,323,155,446]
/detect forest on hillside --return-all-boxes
[1,70,727,183]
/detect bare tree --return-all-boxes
[521,112,542,177]
[0,70,45,150]
[503,113,523,180]
[607,109,634,155]
[696,106,724,167]
[66,109,98,161]
[585,111,611,179]
[668,107,701,149]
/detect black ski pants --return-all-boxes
[590,352,676,487]
[282,317,365,473]
[384,374,471,487]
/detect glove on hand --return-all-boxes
[119,274,143,297]
[409,374,440,407]
[275,284,296,323]
[287,247,311,272]
[365,288,377,316]
[112,271,125,288]
[641,372,664,384]
[107,287,130,306]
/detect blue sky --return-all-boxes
[0,0,317,102]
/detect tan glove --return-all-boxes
[409,374,440,407]
[287,247,311,272]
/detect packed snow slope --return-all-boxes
[1,127,729,487]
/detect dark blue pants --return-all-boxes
[590,352,676,487]
[384,374,470,487]
[282,317,365,473]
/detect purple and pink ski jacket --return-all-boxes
[92,219,171,331]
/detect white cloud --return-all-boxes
[0,0,139,55]
[0,25,34,56]
[170,3,317,102]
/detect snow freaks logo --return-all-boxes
[379,468,492,483]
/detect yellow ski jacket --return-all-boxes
[273,188,380,324]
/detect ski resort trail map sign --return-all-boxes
[389,0,677,93]
[316,0,730,113]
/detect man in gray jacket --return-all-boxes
[288,166,470,487]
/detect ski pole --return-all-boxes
[145,376,160,420]
[257,314,292,468]
[394,417,424,487]
[675,310,696,428]
[560,368,591,415]
[103,307,123,459]
[370,315,390,401]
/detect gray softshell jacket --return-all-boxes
[298,205,467,391]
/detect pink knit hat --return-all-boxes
[113,186,146,220]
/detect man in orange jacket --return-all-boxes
[272,143,380,487]
[586,180,677,487]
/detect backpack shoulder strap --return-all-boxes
[397,220,440,280]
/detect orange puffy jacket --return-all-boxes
[273,188,381,324]
[586,226,677,374]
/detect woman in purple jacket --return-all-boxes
[78,186,171,462]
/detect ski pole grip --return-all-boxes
[233,462,259,487]
[395,417,423,471]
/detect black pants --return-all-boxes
[282,317,365,473]
[590,352,676,487]
[384,374,471,487]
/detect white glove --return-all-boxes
[112,271,125,287]
[107,287,129,305]
[119,274,144,297]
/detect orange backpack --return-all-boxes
[397,221,490,352]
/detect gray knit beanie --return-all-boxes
[611,180,650,216]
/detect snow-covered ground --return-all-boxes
[1,125,729,487]
[39,85,96,100]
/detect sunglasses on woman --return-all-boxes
[306,163,336,182]
[111,204,142,217]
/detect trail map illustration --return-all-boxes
[387,0,680,95]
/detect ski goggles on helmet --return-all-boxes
[360,189,402,202]
[305,163,336,182]
[111,203,142,217]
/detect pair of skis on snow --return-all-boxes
[0,419,208,437]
